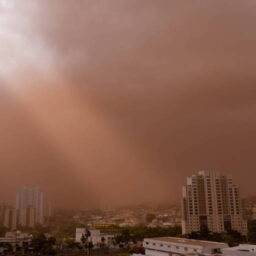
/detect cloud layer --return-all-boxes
[0,0,256,208]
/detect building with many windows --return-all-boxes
[0,203,17,230]
[16,187,44,226]
[3,207,17,230]
[181,170,247,235]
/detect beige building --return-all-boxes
[16,187,44,225]
[19,206,36,228]
[0,203,7,226]
[182,170,247,235]
[3,207,17,230]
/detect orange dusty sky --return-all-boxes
[0,0,256,208]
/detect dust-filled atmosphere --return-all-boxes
[1,0,256,209]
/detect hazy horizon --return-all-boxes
[1,0,256,209]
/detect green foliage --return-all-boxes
[118,254,130,256]
[114,226,181,243]
[88,241,94,249]
[55,222,77,242]
[0,226,9,236]
[65,238,80,249]
[30,232,57,255]
[248,220,256,244]
[187,229,246,247]
[81,234,87,244]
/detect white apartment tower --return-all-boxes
[16,187,44,226]
[182,170,247,236]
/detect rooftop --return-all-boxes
[224,244,256,252]
[144,237,228,247]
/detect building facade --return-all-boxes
[19,206,36,228]
[182,170,247,235]
[0,204,7,226]
[3,207,17,230]
[16,187,44,226]
[223,244,256,256]
[0,204,17,230]
[142,237,228,256]
[75,228,115,248]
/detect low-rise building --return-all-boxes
[75,228,86,243]
[223,244,256,256]
[0,231,32,252]
[75,228,115,248]
[89,229,115,247]
[143,237,228,256]
[92,222,115,229]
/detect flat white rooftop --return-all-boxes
[224,244,256,252]
[145,237,228,247]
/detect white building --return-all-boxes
[16,187,44,226]
[143,237,228,256]
[75,228,115,247]
[182,170,247,235]
[89,229,114,247]
[75,228,86,243]
[223,244,256,256]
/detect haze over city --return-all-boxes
[0,0,256,209]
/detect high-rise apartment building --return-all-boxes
[0,203,7,226]
[45,202,53,221]
[4,207,17,230]
[0,203,17,230]
[16,187,44,226]
[19,206,36,228]
[181,170,247,236]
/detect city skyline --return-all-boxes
[0,170,252,210]
[0,1,256,255]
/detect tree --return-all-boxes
[100,237,106,248]
[81,229,92,255]
[248,220,256,244]
[0,226,8,236]
[30,233,57,255]
[221,233,235,247]
[187,229,245,247]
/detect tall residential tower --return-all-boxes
[181,170,247,235]
[16,187,44,226]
